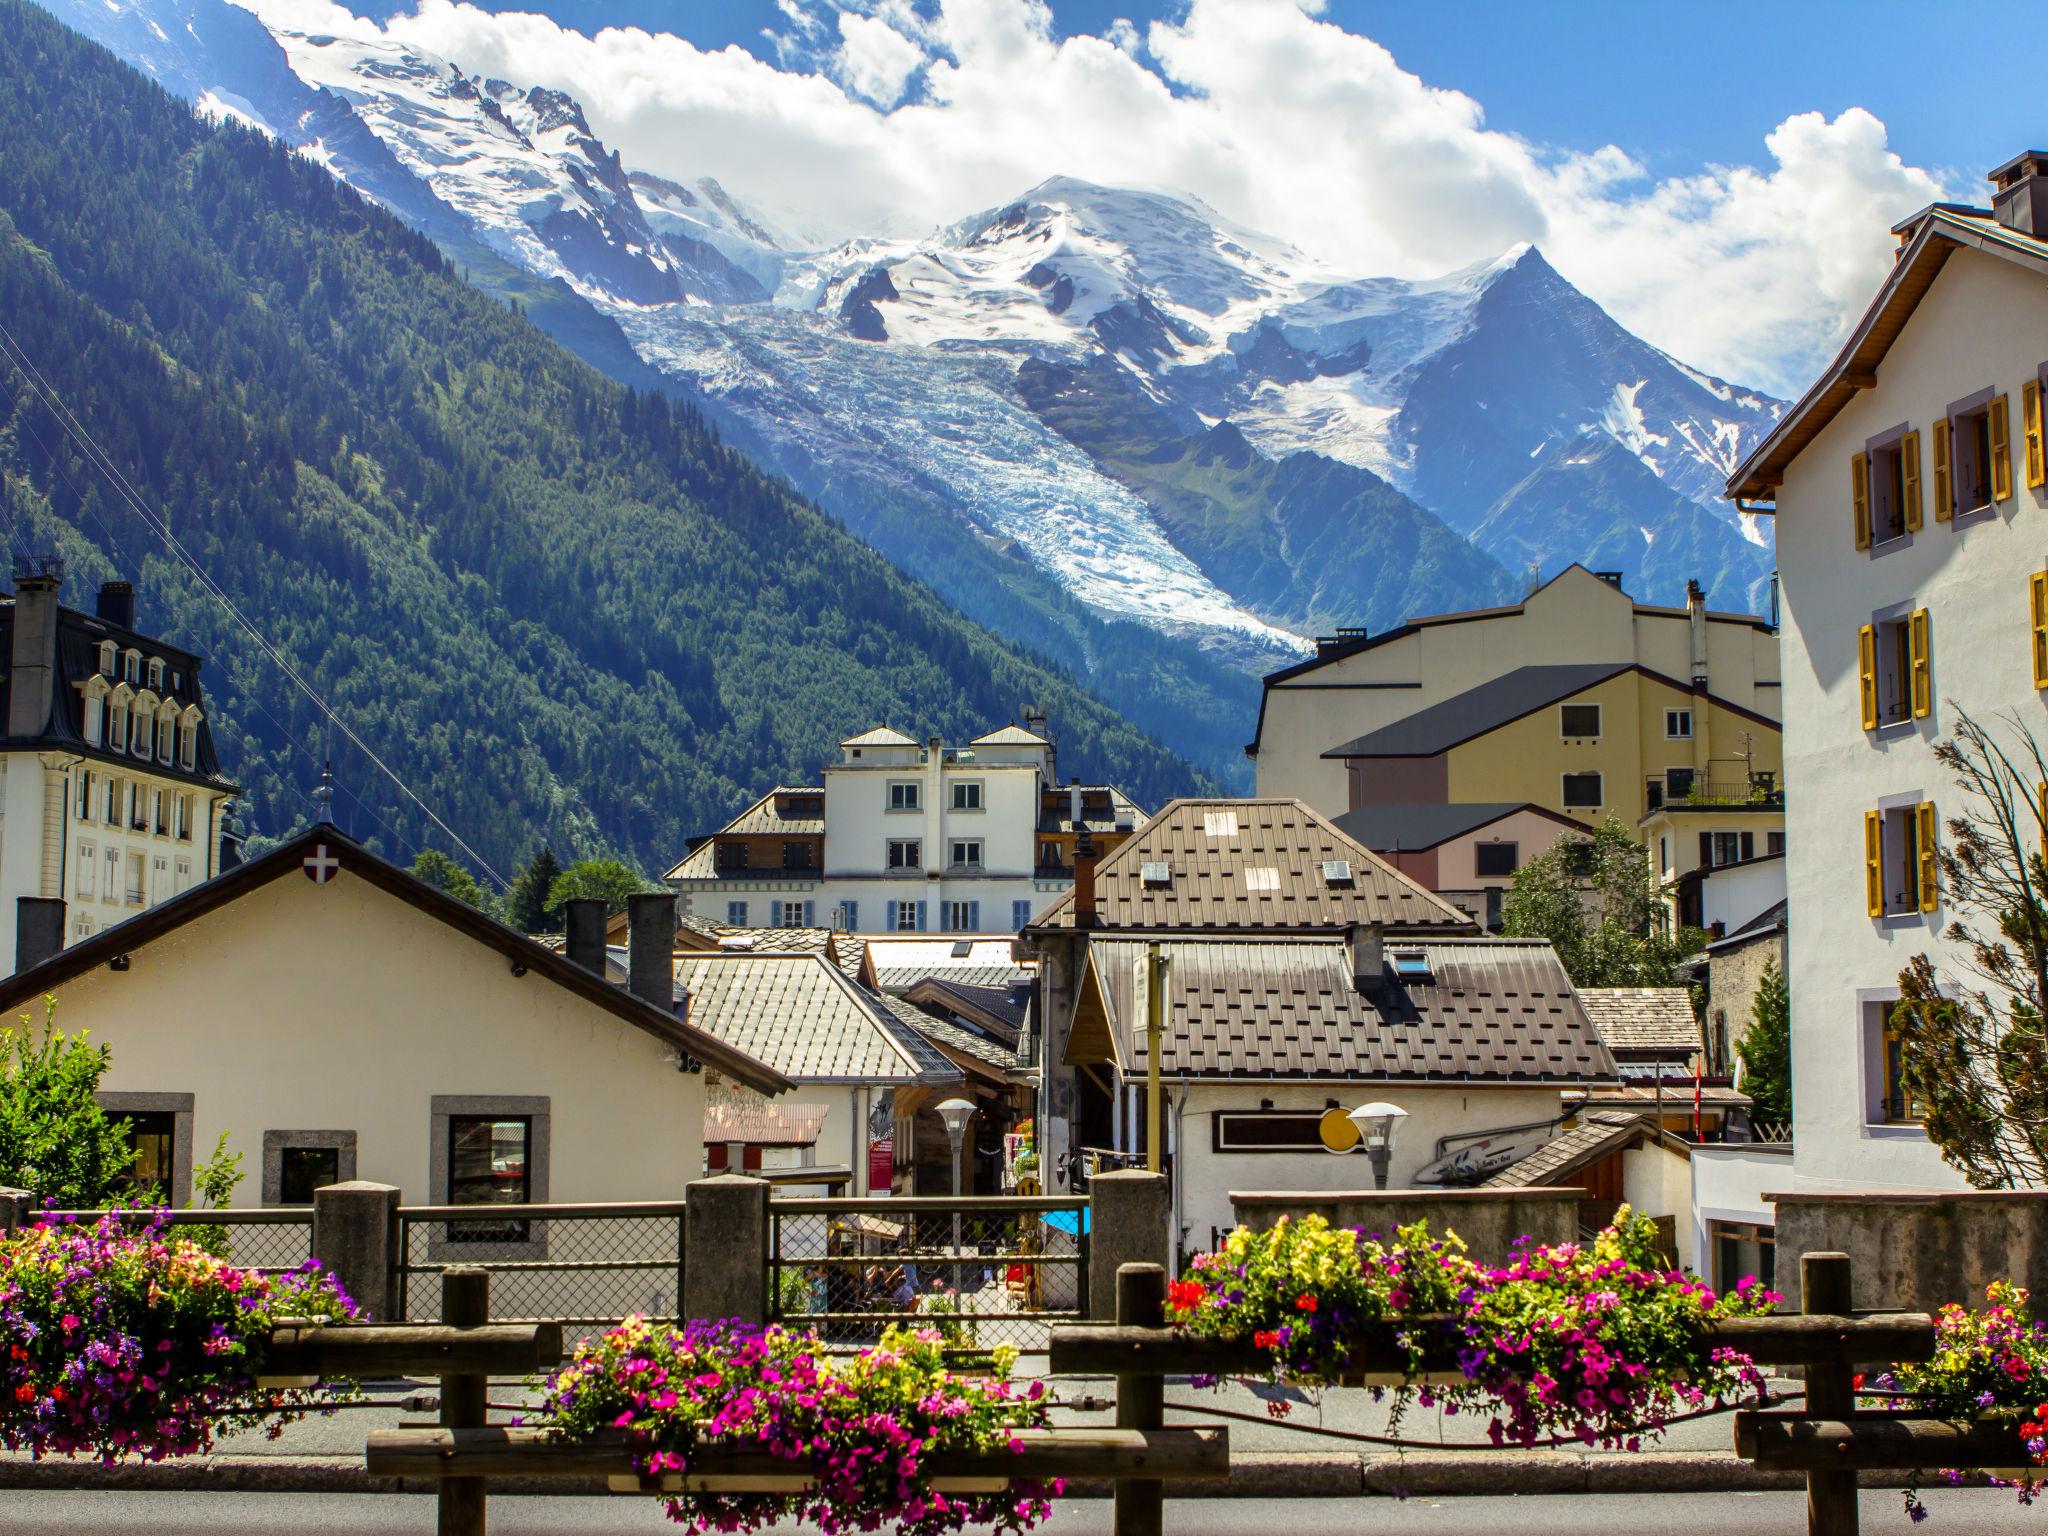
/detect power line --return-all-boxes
[0,321,507,888]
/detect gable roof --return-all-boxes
[1577,986,1704,1058]
[1078,935,1616,1082]
[1728,204,2048,502]
[841,725,918,747]
[673,952,962,1086]
[1333,802,1588,854]
[665,786,823,879]
[971,724,1050,746]
[871,990,1022,1077]
[0,825,790,1095]
[1029,799,1476,934]
[1481,1111,1659,1189]
[860,937,1030,992]
[903,975,1030,1037]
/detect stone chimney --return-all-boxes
[564,898,606,975]
[1346,921,1384,993]
[15,897,63,975]
[1990,152,2048,239]
[7,567,61,739]
[1686,577,1709,691]
[626,891,678,1011]
[1593,570,1624,592]
[95,580,135,631]
[1072,826,1098,928]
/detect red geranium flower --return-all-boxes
[1166,1279,1207,1314]
[1295,1294,1318,1313]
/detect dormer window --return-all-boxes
[82,678,106,747]
[107,695,130,754]
[146,658,163,691]
[98,641,116,677]
[123,650,140,686]
[157,709,176,763]
[178,710,200,771]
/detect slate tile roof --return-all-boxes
[1480,1112,1650,1188]
[1083,936,1616,1082]
[872,991,1024,1072]
[1030,799,1476,934]
[863,937,1030,992]
[1577,987,1704,1058]
[674,953,961,1085]
[665,788,823,879]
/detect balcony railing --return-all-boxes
[1647,773,1784,811]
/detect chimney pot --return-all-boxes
[564,898,606,976]
[15,897,64,975]
[1990,151,2048,238]
[626,892,678,1011]
[1072,828,1099,928]
[7,570,61,739]
[1347,921,1384,993]
[1593,570,1624,591]
[96,581,136,631]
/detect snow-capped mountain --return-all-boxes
[38,0,1785,773]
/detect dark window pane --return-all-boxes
[1560,704,1601,738]
[119,1111,176,1197]
[1474,841,1518,877]
[447,1116,531,1242]
[279,1146,340,1205]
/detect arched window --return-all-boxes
[107,693,130,755]
[179,708,201,771]
[97,641,116,677]
[146,658,163,691]
[157,704,177,763]
[123,650,141,686]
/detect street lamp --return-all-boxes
[1347,1101,1408,1191]
[936,1098,976,1291]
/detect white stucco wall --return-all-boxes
[1773,243,2048,1194]
[40,866,709,1204]
[1621,1141,1699,1273]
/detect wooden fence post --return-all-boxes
[1804,1251,1858,1536]
[1113,1263,1166,1536]
[439,1266,490,1536]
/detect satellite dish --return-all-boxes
[1319,1107,1361,1153]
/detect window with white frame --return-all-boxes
[147,658,162,691]
[102,846,118,903]
[82,683,104,747]
[157,711,175,763]
[152,789,167,836]
[894,901,921,932]
[1561,771,1604,810]
[951,780,983,811]
[76,770,95,822]
[725,900,749,926]
[771,900,811,928]
[151,855,168,905]
[949,839,983,870]
[108,697,129,754]
[103,775,120,823]
[75,843,95,899]
[887,839,921,870]
[123,650,140,686]
[887,781,920,812]
[125,852,145,906]
[174,857,190,892]
[1665,708,1693,739]
[97,641,116,677]
[942,899,979,931]
[179,714,197,770]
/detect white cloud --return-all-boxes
[230,0,1955,394]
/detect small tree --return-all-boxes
[0,998,137,1206]
[545,857,653,917]
[1734,957,1792,1124]
[506,843,563,933]
[1890,709,2048,1187]
[409,849,495,916]
[1501,816,1708,988]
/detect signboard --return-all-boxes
[867,1136,894,1194]
[1318,1107,1361,1153]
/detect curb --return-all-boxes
[0,1449,1816,1498]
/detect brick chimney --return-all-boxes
[563,898,606,975]
[1072,826,1098,928]
[15,897,63,975]
[7,567,61,739]
[95,580,136,631]
[626,891,678,1011]
[1990,152,2048,239]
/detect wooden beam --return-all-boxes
[1844,371,1878,389]
[365,1426,1230,1483]
[1735,1412,2027,1473]
[263,1322,563,1379]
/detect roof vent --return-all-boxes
[1203,810,1240,838]
[1244,867,1280,892]
[1321,858,1354,887]
[1141,859,1171,887]
[1390,949,1433,982]
[1991,151,2048,238]
[950,939,973,958]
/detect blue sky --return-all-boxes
[306,0,2021,392]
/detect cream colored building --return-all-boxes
[0,827,786,1212]
[1726,152,2048,1195]
[0,569,239,971]
[1250,565,1783,818]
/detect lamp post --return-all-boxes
[1347,1101,1409,1191]
[936,1098,976,1293]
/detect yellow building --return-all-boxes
[1323,662,1784,832]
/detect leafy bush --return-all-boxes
[0,1000,135,1208]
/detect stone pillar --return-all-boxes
[311,1181,402,1320]
[684,1174,768,1326]
[1087,1170,1171,1321]
[0,1186,31,1233]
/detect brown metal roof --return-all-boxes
[1031,799,1477,934]
[1481,1112,1651,1188]
[1577,986,1705,1058]
[674,953,962,1086]
[1084,936,1616,1082]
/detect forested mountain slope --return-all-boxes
[0,1,1206,875]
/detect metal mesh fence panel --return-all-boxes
[40,1210,313,1275]
[397,1204,686,1347]
[768,1198,1086,1351]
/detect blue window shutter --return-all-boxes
[770,900,782,926]
[967,901,980,931]
[886,900,898,931]
[916,900,928,932]
[804,900,815,925]
[1012,899,1031,930]
[845,900,858,932]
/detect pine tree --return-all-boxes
[1734,958,1791,1125]
[506,844,563,933]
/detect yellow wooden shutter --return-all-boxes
[1851,452,1870,548]
[1901,429,1922,530]
[1864,810,1883,917]
[1992,394,2013,501]
[1917,801,1939,911]
[2033,571,2048,690]
[1909,608,1931,718]
[1858,623,1878,729]
[2039,781,2048,875]
[2025,378,2046,490]
[1932,418,1952,521]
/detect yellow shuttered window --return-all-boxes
[2039,781,2048,875]
[1858,622,1879,729]
[1909,608,1932,718]
[1932,418,1952,522]
[1916,802,1939,912]
[2032,571,2048,690]
[1902,429,1922,531]
[2025,379,2047,491]
[1851,451,1871,549]
[1992,394,2014,502]
[1864,810,1884,917]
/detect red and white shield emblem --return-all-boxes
[303,844,340,884]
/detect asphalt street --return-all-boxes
[0,1489,2031,1534]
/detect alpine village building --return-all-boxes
[1726,150,2048,1199]
[667,714,1143,935]
[0,565,238,971]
